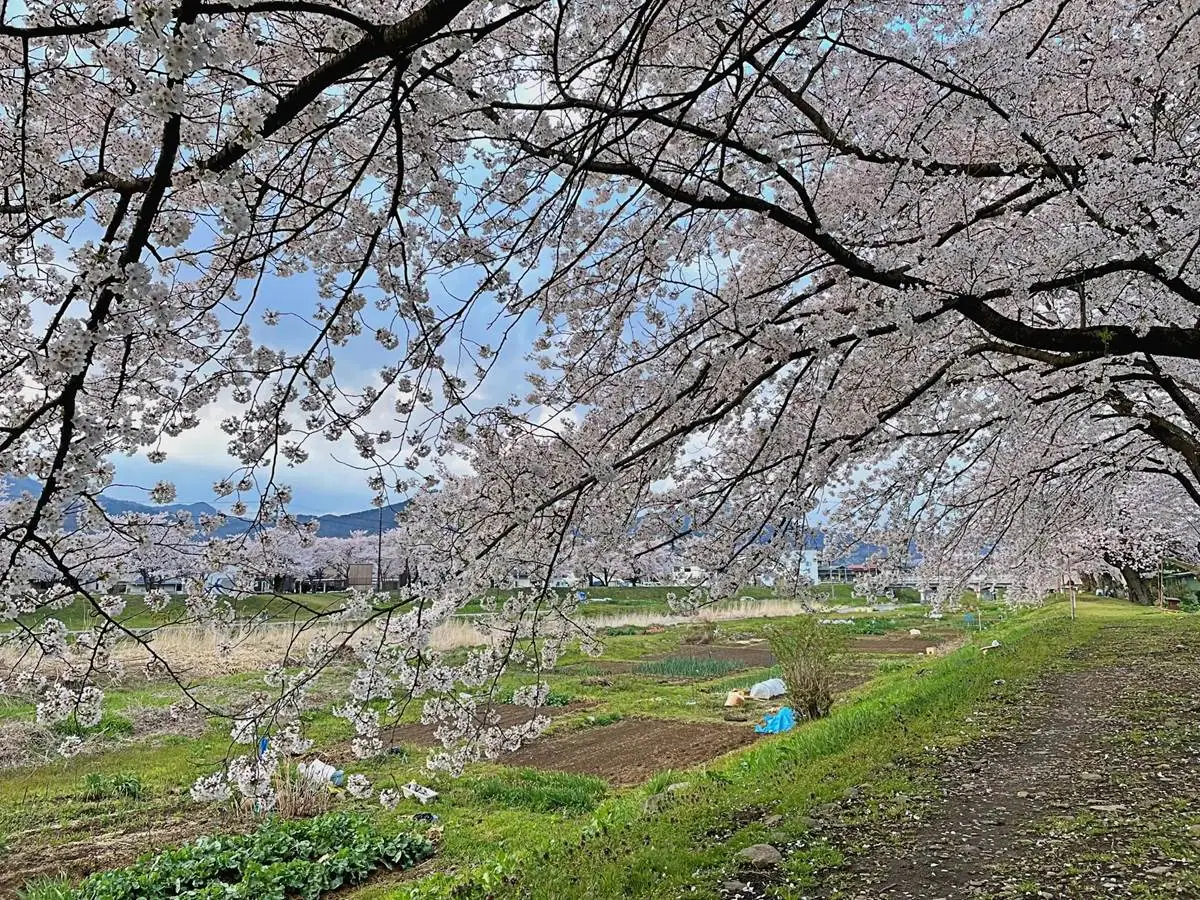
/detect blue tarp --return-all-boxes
[755,707,796,734]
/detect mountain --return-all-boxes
[0,476,406,538]
[300,503,408,537]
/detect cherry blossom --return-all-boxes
[0,0,1197,783]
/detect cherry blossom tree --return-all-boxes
[2,0,1200,792]
[311,531,374,585]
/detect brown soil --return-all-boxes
[506,717,758,785]
[849,633,947,654]
[0,811,236,893]
[376,701,594,749]
[128,703,209,739]
[590,633,948,676]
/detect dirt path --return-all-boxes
[811,621,1200,899]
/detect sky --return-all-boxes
[106,264,543,516]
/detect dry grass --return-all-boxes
[0,598,824,682]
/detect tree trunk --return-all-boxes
[1120,567,1156,605]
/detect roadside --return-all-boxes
[812,609,1200,899]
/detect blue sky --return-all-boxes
[107,262,542,515]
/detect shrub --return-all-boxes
[51,711,134,740]
[269,759,336,820]
[764,618,846,720]
[681,622,718,645]
[470,769,607,814]
[632,656,742,678]
[80,772,145,802]
[601,624,646,636]
[36,811,432,900]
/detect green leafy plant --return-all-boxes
[632,656,742,678]
[765,617,846,719]
[470,768,607,814]
[583,712,623,727]
[644,769,687,794]
[80,772,145,801]
[27,811,432,900]
[496,688,573,707]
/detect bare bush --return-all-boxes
[764,618,846,720]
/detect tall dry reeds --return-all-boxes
[0,596,832,682]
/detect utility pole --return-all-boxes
[376,502,384,594]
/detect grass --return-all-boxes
[495,688,574,707]
[52,711,134,740]
[394,598,1179,899]
[469,769,608,814]
[19,877,74,900]
[631,656,745,678]
[13,591,354,631]
[9,594,1172,900]
[79,771,145,801]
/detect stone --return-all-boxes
[642,794,666,814]
[722,881,751,895]
[1079,772,1102,782]
[643,782,690,814]
[1016,790,1030,799]
[1147,865,1171,875]
[738,843,783,868]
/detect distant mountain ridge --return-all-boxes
[0,476,407,538]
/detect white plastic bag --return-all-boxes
[749,677,787,700]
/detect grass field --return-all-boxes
[3,594,1157,899]
[15,582,932,634]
